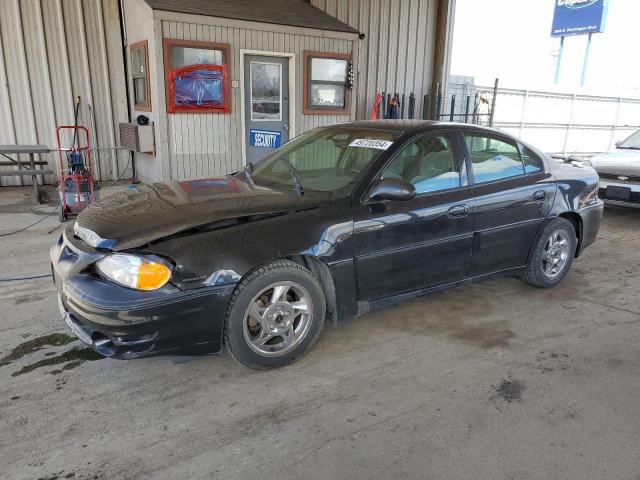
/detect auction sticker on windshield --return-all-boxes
[349,139,394,150]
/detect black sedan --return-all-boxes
[51,121,603,369]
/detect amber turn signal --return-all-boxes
[96,254,173,291]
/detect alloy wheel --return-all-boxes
[242,281,314,357]
[542,229,571,279]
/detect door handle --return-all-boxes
[448,204,469,218]
[533,190,546,201]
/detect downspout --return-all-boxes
[118,0,136,181]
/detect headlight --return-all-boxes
[95,254,172,290]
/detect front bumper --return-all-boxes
[598,179,640,208]
[51,228,234,359]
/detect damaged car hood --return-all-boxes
[74,176,332,251]
[590,149,640,176]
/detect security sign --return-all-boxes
[249,129,282,149]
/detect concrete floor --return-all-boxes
[1,185,639,480]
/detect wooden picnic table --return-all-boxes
[0,145,53,204]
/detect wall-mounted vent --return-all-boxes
[119,123,154,154]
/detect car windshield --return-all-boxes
[618,129,640,150]
[246,127,399,195]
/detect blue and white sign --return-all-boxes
[249,129,282,149]
[551,0,608,37]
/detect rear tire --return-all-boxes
[521,218,577,288]
[224,260,326,370]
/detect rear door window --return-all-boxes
[464,133,525,183]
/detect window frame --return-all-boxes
[303,50,352,115]
[162,38,232,114]
[517,142,545,174]
[369,130,467,199]
[461,129,546,186]
[130,40,151,112]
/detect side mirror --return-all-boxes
[364,177,416,203]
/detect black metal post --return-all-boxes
[381,91,386,120]
[422,94,429,120]
[408,93,415,119]
[449,95,456,122]
[489,78,499,127]
[401,93,405,119]
[464,95,471,123]
[472,92,479,124]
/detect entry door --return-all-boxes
[353,131,474,301]
[244,55,290,164]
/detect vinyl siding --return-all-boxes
[311,0,438,120]
[0,0,128,186]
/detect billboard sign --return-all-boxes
[551,0,608,37]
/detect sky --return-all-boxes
[450,0,639,96]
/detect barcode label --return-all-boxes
[348,139,394,150]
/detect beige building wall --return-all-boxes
[0,0,129,186]
[312,0,444,120]
[125,4,359,182]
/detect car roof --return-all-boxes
[330,120,505,137]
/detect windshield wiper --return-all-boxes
[617,146,640,150]
[278,158,304,196]
[243,163,256,186]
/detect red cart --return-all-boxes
[55,125,98,221]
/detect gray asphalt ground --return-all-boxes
[1,185,639,480]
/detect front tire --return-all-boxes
[521,218,577,288]
[224,260,326,370]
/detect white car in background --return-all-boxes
[590,129,640,208]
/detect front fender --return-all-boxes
[145,199,355,292]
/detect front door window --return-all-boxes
[380,133,461,193]
[250,62,282,121]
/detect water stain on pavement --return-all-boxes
[351,285,514,349]
[13,292,47,305]
[493,378,524,403]
[37,471,76,480]
[11,347,102,377]
[452,321,514,348]
[0,333,77,367]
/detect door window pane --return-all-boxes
[310,58,348,82]
[465,133,525,183]
[310,84,346,108]
[381,134,460,193]
[250,62,281,121]
[170,46,223,68]
[520,144,543,173]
